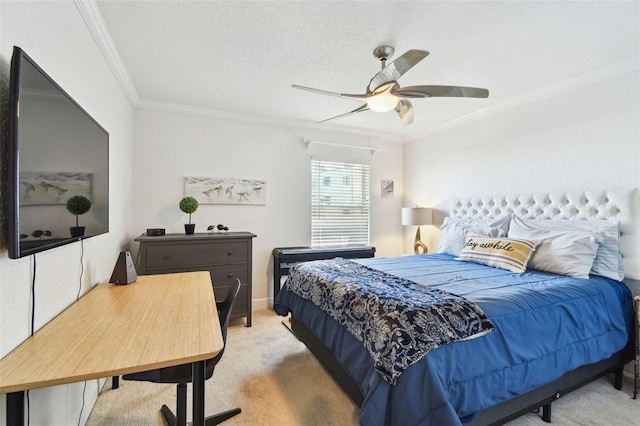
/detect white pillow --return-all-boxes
[509,217,623,281]
[508,217,603,279]
[438,215,511,256]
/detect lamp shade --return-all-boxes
[402,207,432,226]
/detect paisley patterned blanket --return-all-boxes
[284,258,494,384]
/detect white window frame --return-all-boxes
[311,159,370,247]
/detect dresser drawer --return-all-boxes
[210,264,248,288]
[145,241,248,270]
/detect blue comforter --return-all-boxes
[283,257,494,384]
[274,254,634,426]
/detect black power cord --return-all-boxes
[77,380,87,426]
[31,254,36,334]
[77,239,89,426]
[24,242,94,425]
[77,239,85,300]
[27,254,36,426]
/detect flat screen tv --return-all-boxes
[6,46,109,259]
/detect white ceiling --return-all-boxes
[91,1,640,143]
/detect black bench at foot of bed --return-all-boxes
[290,315,633,425]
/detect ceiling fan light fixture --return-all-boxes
[367,93,398,112]
[292,46,489,124]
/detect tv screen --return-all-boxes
[7,47,109,259]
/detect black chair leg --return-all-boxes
[160,382,188,426]
[161,404,177,426]
[177,382,187,426]
[205,407,242,425]
[159,383,240,426]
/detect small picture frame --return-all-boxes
[381,179,394,198]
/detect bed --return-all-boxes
[274,188,639,426]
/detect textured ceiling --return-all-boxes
[94,1,640,142]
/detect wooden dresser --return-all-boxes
[136,232,256,326]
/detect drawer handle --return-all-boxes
[227,273,235,278]
[163,253,172,260]
[227,250,234,256]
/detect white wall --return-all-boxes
[403,69,640,254]
[132,108,405,309]
[0,2,134,425]
[4,3,633,425]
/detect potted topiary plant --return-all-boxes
[66,195,91,238]
[179,196,199,234]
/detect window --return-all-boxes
[311,160,370,247]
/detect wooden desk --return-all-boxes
[0,271,222,426]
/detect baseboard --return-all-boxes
[623,360,638,379]
[252,297,270,311]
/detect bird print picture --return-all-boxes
[184,176,266,205]
[19,172,91,205]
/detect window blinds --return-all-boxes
[311,160,370,247]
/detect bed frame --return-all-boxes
[288,188,640,425]
[290,317,632,425]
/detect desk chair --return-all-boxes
[123,279,242,426]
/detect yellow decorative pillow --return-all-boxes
[457,234,540,273]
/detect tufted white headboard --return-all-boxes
[450,188,640,280]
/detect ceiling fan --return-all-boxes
[292,46,489,126]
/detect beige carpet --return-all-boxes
[87,310,639,426]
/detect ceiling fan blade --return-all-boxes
[319,104,369,123]
[393,85,489,99]
[395,99,414,126]
[292,84,368,100]
[368,50,429,93]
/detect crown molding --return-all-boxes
[403,56,640,142]
[75,0,139,105]
[75,1,399,141]
[78,0,637,143]
[134,99,400,141]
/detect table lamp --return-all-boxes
[402,207,432,254]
